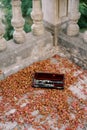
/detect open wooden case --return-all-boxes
[32,72,64,90]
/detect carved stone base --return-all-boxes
[31,23,44,36]
[0,38,7,52]
[83,31,87,43]
[67,23,79,36]
[13,30,26,44]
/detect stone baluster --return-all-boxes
[11,0,26,44]
[67,0,80,36]
[83,28,87,43]
[31,0,44,35]
[0,20,7,52]
[83,31,87,43]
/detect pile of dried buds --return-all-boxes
[0,54,87,130]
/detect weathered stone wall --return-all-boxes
[0,31,55,80]
[58,31,87,70]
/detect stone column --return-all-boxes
[0,20,7,52]
[31,0,44,36]
[11,0,26,44]
[67,0,80,36]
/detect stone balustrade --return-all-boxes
[0,0,87,77]
[0,0,45,51]
[0,0,87,45]
[0,19,7,52]
[0,0,85,49]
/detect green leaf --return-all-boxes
[26,8,32,16]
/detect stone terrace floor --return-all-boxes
[0,54,87,130]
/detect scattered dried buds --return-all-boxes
[0,54,87,130]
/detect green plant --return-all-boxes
[21,0,32,17]
[21,0,33,33]
[78,1,87,30]
[1,0,13,40]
